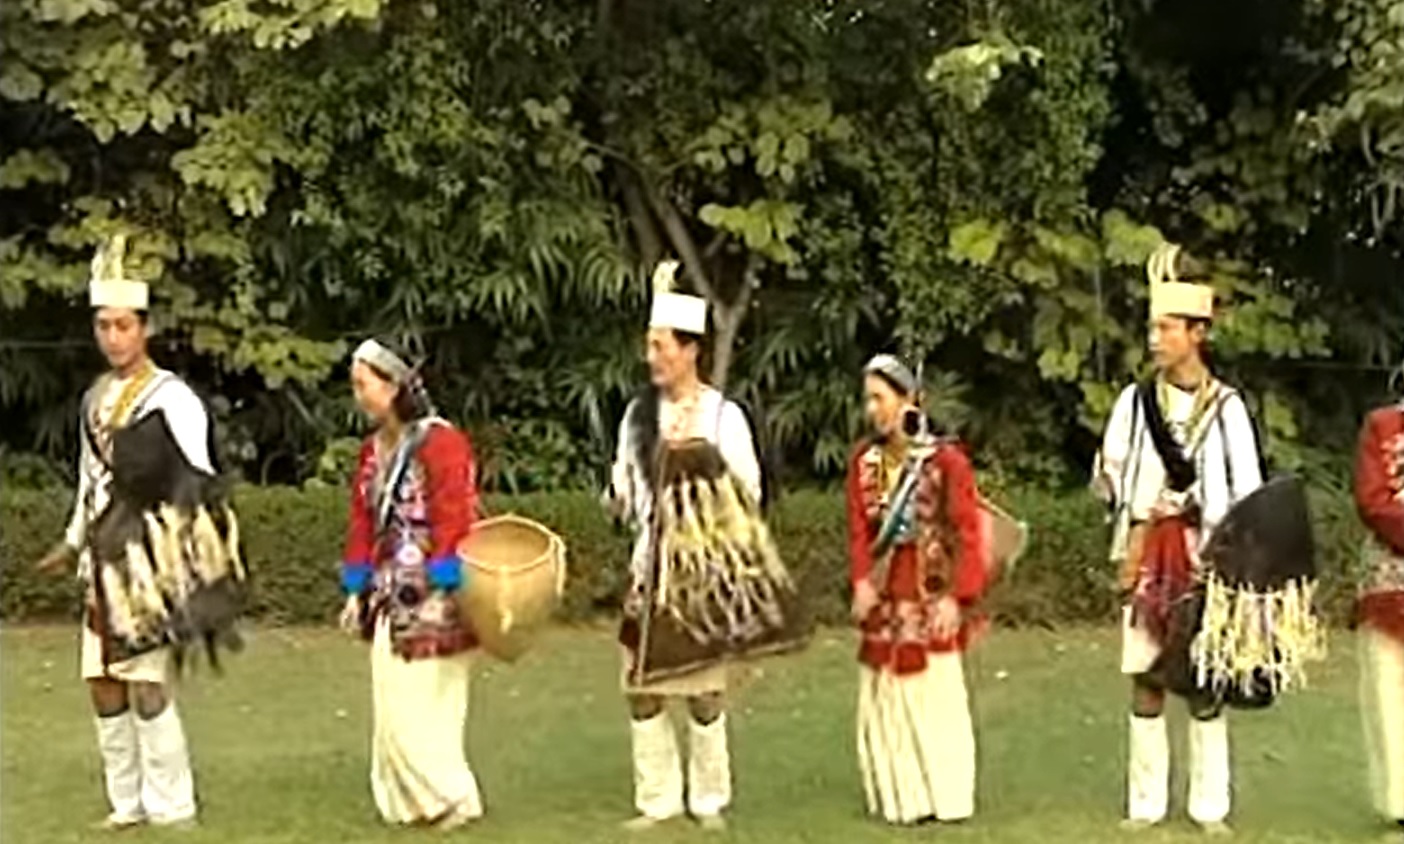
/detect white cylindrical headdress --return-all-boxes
[647,259,707,335]
[88,234,149,310]
[1147,242,1213,320]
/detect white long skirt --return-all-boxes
[1362,626,1404,821]
[856,653,976,824]
[369,619,483,824]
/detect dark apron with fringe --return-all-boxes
[1150,475,1321,713]
[89,410,246,673]
[620,438,810,686]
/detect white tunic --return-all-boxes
[64,368,214,558]
[609,386,761,578]
[1094,380,1262,561]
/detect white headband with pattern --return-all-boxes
[352,339,411,384]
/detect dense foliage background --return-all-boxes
[0,484,1368,624]
[3,0,1402,495]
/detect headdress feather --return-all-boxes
[652,259,680,294]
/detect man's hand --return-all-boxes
[1090,471,1114,505]
[35,542,77,576]
[932,595,962,641]
[603,463,631,521]
[850,579,879,624]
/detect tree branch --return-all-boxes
[644,183,718,303]
[703,230,727,260]
[619,167,663,272]
[708,254,757,389]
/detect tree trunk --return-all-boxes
[619,170,663,275]
[709,256,755,391]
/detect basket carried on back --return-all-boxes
[979,494,1028,583]
[456,514,566,662]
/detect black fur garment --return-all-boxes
[91,410,247,673]
[1149,475,1322,711]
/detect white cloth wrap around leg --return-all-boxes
[135,704,197,824]
[687,714,732,817]
[94,712,144,824]
[630,712,685,820]
[1127,714,1169,823]
[1188,716,1231,824]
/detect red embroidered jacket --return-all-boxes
[1357,406,1404,556]
[846,438,987,673]
[342,422,479,659]
[1356,405,1404,643]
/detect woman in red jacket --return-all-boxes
[846,354,988,825]
[1356,397,1404,829]
[339,338,481,829]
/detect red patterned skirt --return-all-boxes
[858,597,986,676]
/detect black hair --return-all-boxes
[672,329,708,374]
[1185,317,1216,372]
[628,386,661,477]
[92,308,150,325]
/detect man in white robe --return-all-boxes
[36,235,214,829]
[1093,243,1263,834]
[605,261,762,831]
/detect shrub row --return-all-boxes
[0,482,1367,626]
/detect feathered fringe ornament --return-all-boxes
[653,464,794,646]
[99,499,247,671]
[1190,573,1327,697]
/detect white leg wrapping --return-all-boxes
[687,715,732,818]
[631,713,684,820]
[1127,714,1169,823]
[1188,716,1231,824]
[1361,627,1404,820]
[135,705,197,824]
[94,712,144,824]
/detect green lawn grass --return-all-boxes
[0,625,1387,843]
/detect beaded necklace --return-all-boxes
[878,442,907,501]
[92,360,158,458]
[661,385,701,441]
[110,361,158,426]
[1156,373,1217,440]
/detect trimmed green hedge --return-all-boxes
[0,482,1366,625]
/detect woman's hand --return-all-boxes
[932,595,962,641]
[338,595,362,636]
[850,579,879,624]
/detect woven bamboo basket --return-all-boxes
[457,514,567,662]
[979,495,1029,581]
